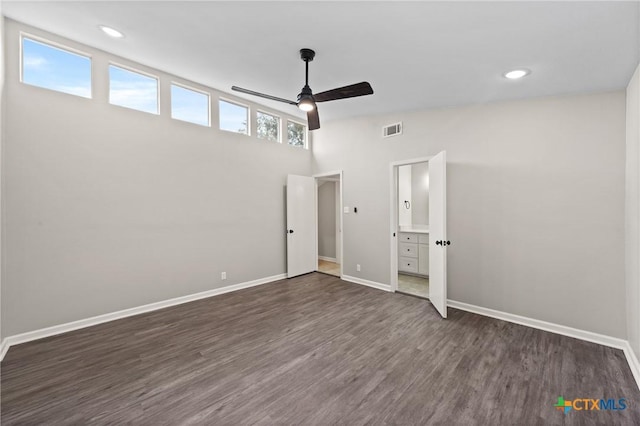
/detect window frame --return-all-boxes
[256,110,281,143]
[170,81,211,127]
[218,97,251,136]
[108,62,160,115]
[286,119,308,149]
[20,32,93,99]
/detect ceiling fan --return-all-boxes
[232,48,374,131]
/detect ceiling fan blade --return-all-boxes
[307,108,320,131]
[231,86,297,105]
[313,82,374,103]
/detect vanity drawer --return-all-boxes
[399,257,418,273]
[399,233,418,243]
[399,242,418,258]
[418,234,429,244]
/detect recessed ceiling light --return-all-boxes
[99,25,124,39]
[503,69,530,80]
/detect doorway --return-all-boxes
[315,171,343,278]
[396,162,430,297]
[390,152,448,318]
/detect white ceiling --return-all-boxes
[3,1,639,123]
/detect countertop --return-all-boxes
[399,227,429,234]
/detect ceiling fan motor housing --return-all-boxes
[297,85,313,103]
[300,48,315,62]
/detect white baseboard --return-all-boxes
[448,299,640,390]
[0,273,286,361]
[3,274,638,391]
[318,256,337,263]
[342,275,392,292]
[0,338,9,360]
[622,342,640,390]
[447,300,627,349]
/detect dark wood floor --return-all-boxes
[2,273,639,425]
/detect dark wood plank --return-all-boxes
[2,273,639,425]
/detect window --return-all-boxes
[256,111,280,142]
[219,100,248,134]
[21,36,91,98]
[287,121,307,148]
[109,64,158,114]
[171,84,210,126]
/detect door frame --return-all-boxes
[389,157,432,292]
[314,170,344,278]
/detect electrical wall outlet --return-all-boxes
[221,272,227,280]
[356,264,361,272]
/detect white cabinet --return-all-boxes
[399,233,418,243]
[398,232,429,277]
[399,242,418,257]
[399,256,418,273]
[418,243,429,275]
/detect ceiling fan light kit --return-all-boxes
[298,97,315,112]
[232,48,374,130]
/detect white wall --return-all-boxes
[626,64,640,356]
[313,91,626,337]
[2,20,312,337]
[318,181,336,259]
[411,162,429,226]
[398,165,411,226]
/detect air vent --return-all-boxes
[383,122,402,138]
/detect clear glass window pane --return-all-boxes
[219,100,248,134]
[21,37,91,98]
[257,112,280,142]
[109,65,158,114]
[287,121,306,148]
[171,84,210,126]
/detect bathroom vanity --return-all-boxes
[398,230,429,277]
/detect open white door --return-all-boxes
[287,175,317,278]
[429,151,447,318]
